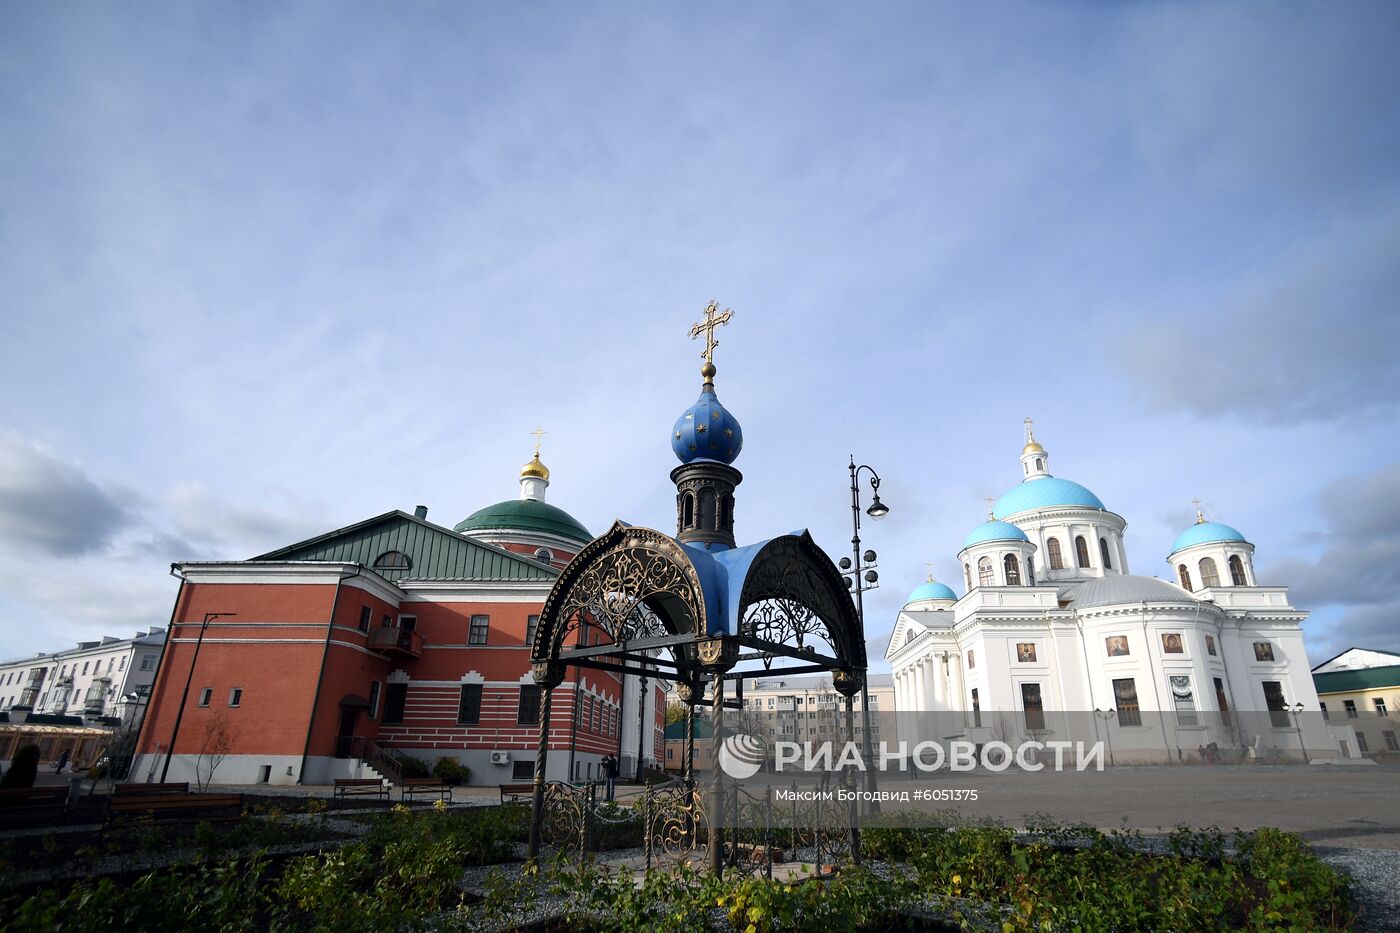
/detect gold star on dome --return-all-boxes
[675,431,682,440]
[696,424,707,434]
[724,428,733,438]
[711,410,721,419]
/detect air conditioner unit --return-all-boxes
[490,751,511,765]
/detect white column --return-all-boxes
[894,670,906,711]
[933,655,948,710]
[913,661,927,712]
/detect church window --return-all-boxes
[977,557,994,587]
[1199,557,1221,588]
[1169,675,1196,726]
[1177,564,1192,591]
[534,547,553,565]
[1075,536,1091,568]
[1205,634,1217,656]
[1262,681,1288,727]
[373,551,411,570]
[905,629,915,644]
[1003,554,1021,585]
[1099,537,1112,570]
[1026,557,1035,585]
[1229,555,1247,586]
[1214,678,1231,729]
[469,615,490,646]
[682,494,694,528]
[1046,538,1064,570]
[970,687,981,727]
[1021,683,1045,731]
[1035,458,1043,471]
[1113,678,1141,726]
[963,563,972,590]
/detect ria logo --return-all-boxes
[717,732,766,779]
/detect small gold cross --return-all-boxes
[530,427,547,455]
[688,300,734,365]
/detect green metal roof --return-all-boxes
[1313,664,1400,694]
[664,718,713,740]
[453,498,592,545]
[254,511,558,583]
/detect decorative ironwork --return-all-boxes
[645,779,707,870]
[540,781,593,855]
[736,533,865,668]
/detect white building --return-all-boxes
[0,628,167,727]
[886,428,1336,763]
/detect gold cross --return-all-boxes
[1192,497,1204,523]
[530,427,547,455]
[924,562,937,582]
[1023,416,1035,443]
[688,300,734,365]
[985,496,996,519]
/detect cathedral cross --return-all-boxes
[1023,416,1035,443]
[688,300,734,365]
[985,496,996,519]
[531,427,547,455]
[1192,497,1204,522]
[924,562,937,582]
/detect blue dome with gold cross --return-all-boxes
[672,366,743,464]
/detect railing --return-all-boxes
[367,628,424,658]
[338,736,409,785]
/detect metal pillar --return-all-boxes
[526,686,554,862]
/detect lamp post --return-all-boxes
[1093,708,1116,767]
[842,457,888,811]
[160,611,235,783]
[1290,702,1306,764]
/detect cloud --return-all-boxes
[1116,212,1400,424]
[165,481,327,559]
[0,429,134,557]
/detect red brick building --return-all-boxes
[131,454,665,786]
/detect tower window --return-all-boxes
[373,551,411,570]
[1099,537,1112,570]
[682,494,694,528]
[1177,564,1192,591]
[977,557,995,587]
[1035,458,1043,471]
[1075,536,1091,568]
[1046,538,1064,571]
[1228,555,1247,586]
[1199,557,1221,588]
[534,547,553,565]
[1003,554,1021,586]
[963,563,972,590]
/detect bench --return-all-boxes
[499,782,535,805]
[0,786,70,822]
[114,782,189,796]
[109,792,243,825]
[400,777,451,804]
[333,778,389,807]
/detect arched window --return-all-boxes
[1026,556,1035,586]
[698,488,716,530]
[905,629,916,644]
[1075,536,1091,568]
[721,494,734,529]
[1035,458,1043,471]
[373,551,411,570]
[1003,553,1021,585]
[682,494,694,528]
[1229,555,1248,586]
[534,547,553,565]
[1046,538,1064,570]
[1099,537,1112,570]
[1198,557,1221,588]
[963,563,972,590]
[977,556,995,587]
[1178,564,1193,591]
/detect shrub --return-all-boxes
[398,756,430,779]
[432,756,470,786]
[1,745,39,789]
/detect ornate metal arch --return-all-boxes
[736,531,867,672]
[532,520,708,682]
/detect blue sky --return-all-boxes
[1,1,1398,669]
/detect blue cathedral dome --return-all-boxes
[907,580,957,603]
[993,476,1105,519]
[672,384,743,464]
[962,520,1030,549]
[1171,521,1248,553]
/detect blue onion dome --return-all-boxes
[1171,520,1247,553]
[908,580,957,603]
[993,476,1105,519]
[672,362,743,464]
[962,520,1030,550]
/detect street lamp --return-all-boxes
[1290,702,1306,764]
[161,611,236,783]
[844,457,887,811]
[1093,708,1117,767]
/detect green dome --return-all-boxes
[453,499,592,545]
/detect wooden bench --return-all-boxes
[332,778,389,807]
[109,792,243,825]
[114,782,189,796]
[499,782,535,804]
[0,786,70,822]
[400,777,451,804]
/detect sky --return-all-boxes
[1,1,1398,671]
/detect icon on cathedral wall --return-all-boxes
[1105,635,1130,657]
[1253,642,1275,662]
[1016,642,1037,663]
[1205,634,1217,656]
[1161,633,1184,654]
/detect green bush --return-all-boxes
[431,756,470,786]
[397,756,430,779]
[0,745,39,789]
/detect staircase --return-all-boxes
[342,737,409,786]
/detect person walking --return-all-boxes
[602,754,618,801]
[54,749,71,774]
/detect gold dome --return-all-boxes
[520,452,550,482]
[1022,440,1045,455]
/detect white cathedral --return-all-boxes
[885,426,1347,764]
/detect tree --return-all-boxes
[193,712,239,791]
[0,744,39,789]
[665,701,688,726]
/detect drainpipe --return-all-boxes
[131,567,187,782]
[297,564,361,785]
